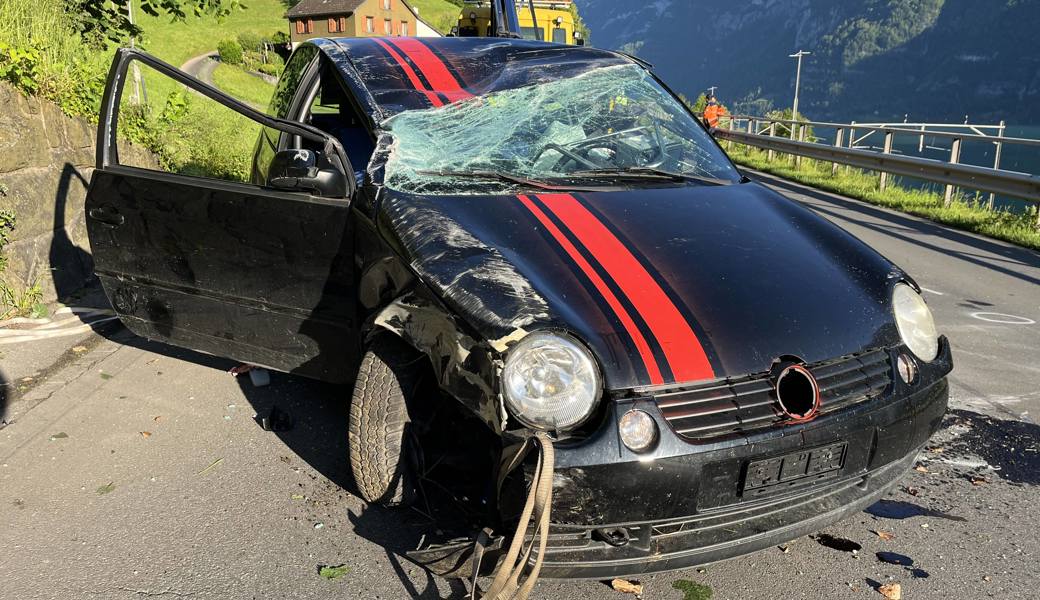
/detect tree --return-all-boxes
[71,0,243,47]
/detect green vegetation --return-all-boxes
[407,0,462,34]
[672,579,713,600]
[217,38,244,65]
[727,145,1040,251]
[212,64,276,107]
[318,564,350,580]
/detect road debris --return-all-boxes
[876,552,914,566]
[140,431,152,438]
[610,578,643,595]
[100,372,113,380]
[318,564,349,580]
[197,458,224,476]
[96,482,116,495]
[878,582,902,599]
[872,530,895,541]
[255,405,292,432]
[914,465,929,473]
[49,432,69,440]
[72,346,87,353]
[813,533,861,553]
[672,579,712,600]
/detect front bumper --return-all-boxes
[531,342,951,579]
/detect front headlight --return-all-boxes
[502,332,602,431]
[892,283,939,362]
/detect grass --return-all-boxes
[135,0,288,68]
[211,63,275,108]
[727,145,1040,251]
[407,0,462,34]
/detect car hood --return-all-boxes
[377,182,904,390]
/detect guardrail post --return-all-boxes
[832,128,845,176]
[846,121,856,174]
[988,120,1006,209]
[795,124,806,169]
[879,130,894,191]
[767,122,777,162]
[944,137,962,207]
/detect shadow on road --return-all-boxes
[751,171,1040,287]
[941,409,1040,485]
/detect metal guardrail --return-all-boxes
[709,115,1040,230]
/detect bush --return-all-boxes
[237,31,262,53]
[257,62,281,76]
[0,42,41,92]
[217,38,243,65]
[269,30,290,46]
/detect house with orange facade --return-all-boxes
[287,0,440,47]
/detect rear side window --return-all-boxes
[268,45,318,118]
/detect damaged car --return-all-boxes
[85,37,952,579]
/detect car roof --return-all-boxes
[312,37,633,121]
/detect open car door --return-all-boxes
[85,49,359,383]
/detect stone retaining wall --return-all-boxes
[0,83,157,305]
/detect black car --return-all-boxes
[85,37,952,579]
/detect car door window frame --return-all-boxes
[96,47,356,199]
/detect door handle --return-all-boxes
[88,207,125,227]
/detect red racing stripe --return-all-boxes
[537,193,715,383]
[372,38,444,107]
[518,195,665,385]
[386,38,474,103]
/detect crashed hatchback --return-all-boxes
[85,38,952,579]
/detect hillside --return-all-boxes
[407,0,463,34]
[580,0,1040,123]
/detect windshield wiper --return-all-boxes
[567,167,735,186]
[417,169,577,191]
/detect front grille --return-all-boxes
[655,349,893,440]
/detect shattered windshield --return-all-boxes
[382,64,740,195]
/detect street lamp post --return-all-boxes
[789,50,810,139]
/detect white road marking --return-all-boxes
[969,312,1036,325]
[920,287,944,296]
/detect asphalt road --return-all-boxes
[1,175,1038,599]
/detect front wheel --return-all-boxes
[348,337,420,507]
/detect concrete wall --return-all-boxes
[0,83,156,305]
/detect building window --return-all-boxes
[384,18,391,34]
[365,16,374,33]
[328,17,338,32]
[306,19,314,33]
[295,20,304,34]
[340,17,347,32]
[400,21,408,36]
[383,0,391,9]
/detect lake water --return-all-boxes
[811,123,1040,214]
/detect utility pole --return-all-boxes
[789,50,810,139]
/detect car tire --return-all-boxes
[348,337,420,507]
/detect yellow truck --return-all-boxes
[455,0,585,45]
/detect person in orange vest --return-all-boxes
[703,94,727,131]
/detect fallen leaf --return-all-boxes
[71,346,87,353]
[970,476,989,486]
[96,482,116,495]
[878,582,902,600]
[872,530,896,541]
[611,578,643,595]
[929,447,944,453]
[99,372,113,380]
[49,432,69,440]
[914,465,929,473]
[140,431,152,438]
[983,575,992,582]
[153,416,162,423]
[196,457,224,476]
[291,494,305,500]
[318,564,349,580]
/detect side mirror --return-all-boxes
[267,148,347,197]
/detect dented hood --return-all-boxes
[378,182,904,390]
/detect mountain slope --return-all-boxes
[580,0,1040,123]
